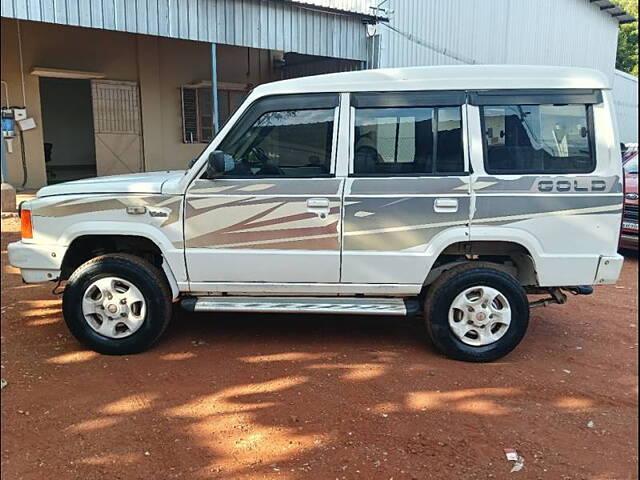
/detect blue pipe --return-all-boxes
[211,43,219,134]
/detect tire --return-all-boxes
[62,253,172,355]
[423,262,529,362]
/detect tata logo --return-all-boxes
[537,179,607,193]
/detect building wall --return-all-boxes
[612,70,639,144]
[0,0,369,61]
[1,18,139,187]
[0,18,280,187]
[377,0,620,79]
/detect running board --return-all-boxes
[180,296,420,316]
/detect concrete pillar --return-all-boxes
[1,183,16,213]
[137,35,164,172]
[0,19,47,188]
[1,136,16,212]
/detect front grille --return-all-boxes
[624,204,639,222]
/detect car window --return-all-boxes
[481,104,595,174]
[215,108,335,178]
[353,106,464,175]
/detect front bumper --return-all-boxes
[7,241,66,283]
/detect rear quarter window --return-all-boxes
[481,103,596,174]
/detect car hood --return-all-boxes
[36,171,186,197]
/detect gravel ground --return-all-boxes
[1,216,638,480]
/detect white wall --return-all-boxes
[612,70,639,144]
[377,0,620,80]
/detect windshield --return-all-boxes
[624,154,638,175]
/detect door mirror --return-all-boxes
[206,150,235,178]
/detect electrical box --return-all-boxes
[1,108,15,138]
[18,117,36,131]
[12,108,27,121]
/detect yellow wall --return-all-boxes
[1,18,279,188]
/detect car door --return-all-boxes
[341,91,471,285]
[184,93,344,285]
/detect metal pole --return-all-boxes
[211,43,219,134]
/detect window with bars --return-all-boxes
[181,86,248,144]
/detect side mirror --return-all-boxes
[206,150,234,178]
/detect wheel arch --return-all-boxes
[424,228,543,287]
[60,233,180,300]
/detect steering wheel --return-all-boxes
[251,146,286,176]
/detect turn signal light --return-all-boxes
[21,209,33,239]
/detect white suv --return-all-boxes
[8,65,625,362]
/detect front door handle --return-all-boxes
[434,198,459,213]
[307,197,330,219]
[307,198,330,209]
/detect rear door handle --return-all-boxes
[307,198,330,209]
[434,198,459,213]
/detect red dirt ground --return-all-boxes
[1,216,638,480]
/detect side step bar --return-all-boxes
[181,296,421,317]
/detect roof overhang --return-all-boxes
[590,0,636,24]
[285,0,388,23]
[1,0,371,61]
[30,67,106,79]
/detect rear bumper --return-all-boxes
[593,254,625,285]
[7,241,65,283]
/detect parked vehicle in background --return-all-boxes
[620,152,638,251]
[623,143,638,160]
[7,65,625,362]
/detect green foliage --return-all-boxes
[613,0,638,76]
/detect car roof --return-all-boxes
[255,65,610,96]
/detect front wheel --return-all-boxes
[423,262,529,362]
[62,254,172,355]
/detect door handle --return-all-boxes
[307,198,330,209]
[434,198,459,213]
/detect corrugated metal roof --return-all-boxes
[0,0,369,60]
[589,0,636,24]
[288,0,636,24]
[288,0,375,16]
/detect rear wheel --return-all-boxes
[62,254,172,355]
[423,262,529,362]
